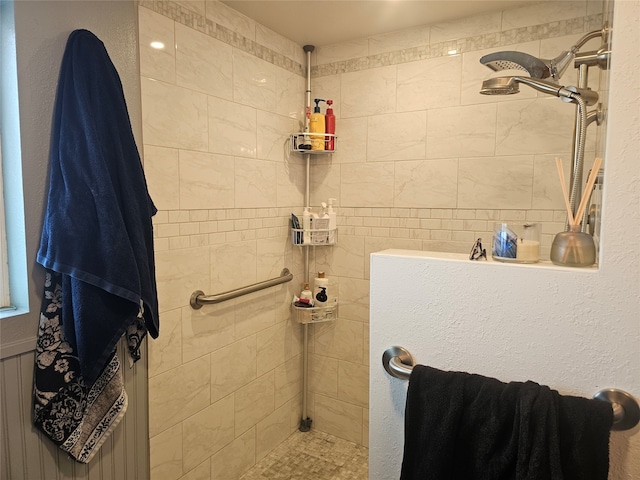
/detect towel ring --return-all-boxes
[382,346,640,431]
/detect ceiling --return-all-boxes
[221,0,543,47]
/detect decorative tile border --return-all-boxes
[313,14,603,77]
[138,0,305,76]
[139,0,602,80]
[152,206,568,257]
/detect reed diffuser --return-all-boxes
[550,156,602,267]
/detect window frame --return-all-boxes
[0,0,28,320]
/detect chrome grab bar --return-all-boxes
[190,268,293,309]
[382,346,640,431]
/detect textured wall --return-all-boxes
[369,0,640,478]
[1,0,143,357]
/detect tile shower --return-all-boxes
[139,1,608,479]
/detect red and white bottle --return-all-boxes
[325,99,336,151]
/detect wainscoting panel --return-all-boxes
[1,340,149,480]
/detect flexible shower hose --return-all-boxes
[568,94,588,228]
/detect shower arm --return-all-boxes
[551,24,610,77]
[573,26,608,52]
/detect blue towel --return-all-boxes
[37,29,158,385]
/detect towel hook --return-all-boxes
[382,346,640,431]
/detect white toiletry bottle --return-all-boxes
[300,282,313,302]
[313,272,329,306]
[327,198,337,244]
[314,202,330,244]
[302,207,311,244]
[310,210,320,244]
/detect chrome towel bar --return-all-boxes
[382,346,640,431]
[190,268,293,309]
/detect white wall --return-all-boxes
[1,0,142,356]
[369,1,640,478]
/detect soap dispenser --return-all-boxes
[309,99,326,151]
[313,272,329,306]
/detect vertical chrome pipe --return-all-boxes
[303,45,314,153]
[303,46,313,284]
[300,45,315,432]
[300,324,311,431]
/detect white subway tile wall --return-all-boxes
[139,1,606,479]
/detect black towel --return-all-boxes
[36,29,159,385]
[400,365,612,480]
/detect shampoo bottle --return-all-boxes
[313,272,329,306]
[325,100,335,151]
[301,106,312,150]
[327,198,337,243]
[302,207,311,244]
[309,99,326,151]
[310,210,320,244]
[316,202,330,244]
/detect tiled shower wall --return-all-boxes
[138,0,608,479]
[138,2,308,479]
[309,1,606,256]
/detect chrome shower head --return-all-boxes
[479,76,521,95]
[480,27,608,81]
[480,50,575,81]
[480,76,599,105]
[480,51,551,79]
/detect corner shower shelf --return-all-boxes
[292,303,338,324]
[290,133,336,154]
[291,227,337,246]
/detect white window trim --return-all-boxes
[0,135,11,308]
[0,0,28,322]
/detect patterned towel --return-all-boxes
[33,270,144,463]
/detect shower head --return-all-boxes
[479,76,522,95]
[480,27,609,81]
[480,76,599,105]
[480,50,575,81]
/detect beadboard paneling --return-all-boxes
[1,340,149,480]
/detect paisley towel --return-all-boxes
[33,271,144,463]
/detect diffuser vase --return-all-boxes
[550,224,596,267]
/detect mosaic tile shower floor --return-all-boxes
[240,430,368,480]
